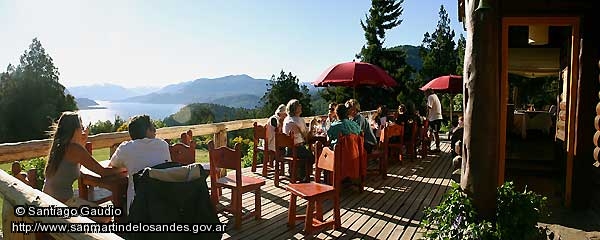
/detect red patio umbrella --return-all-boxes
[420,75,463,124]
[419,75,463,94]
[312,61,397,98]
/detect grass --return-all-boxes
[0,147,209,226]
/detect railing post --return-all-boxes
[213,125,228,178]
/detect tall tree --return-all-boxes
[420,5,457,81]
[0,38,77,142]
[321,0,413,111]
[456,34,466,75]
[261,70,313,117]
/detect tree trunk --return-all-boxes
[461,0,500,220]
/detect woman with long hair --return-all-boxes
[43,112,123,206]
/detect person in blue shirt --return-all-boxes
[345,99,377,153]
[327,104,361,147]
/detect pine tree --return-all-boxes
[420,5,457,80]
[456,34,466,75]
[0,38,77,142]
[261,70,313,117]
[321,0,413,111]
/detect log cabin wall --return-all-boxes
[499,0,600,211]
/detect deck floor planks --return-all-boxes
[375,144,452,239]
[220,141,454,240]
[349,156,446,239]
[362,148,450,239]
[323,159,419,239]
[395,145,453,239]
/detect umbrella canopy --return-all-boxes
[420,75,463,94]
[312,61,397,88]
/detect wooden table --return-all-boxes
[79,160,127,222]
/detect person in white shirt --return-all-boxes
[282,99,315,183]
[426,89,443,152]
[109,115,171,214]
[266,104,287,151]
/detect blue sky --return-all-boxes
[0,0,465,88]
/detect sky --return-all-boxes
[0,0,465,88]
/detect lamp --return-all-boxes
[528,25,549,45]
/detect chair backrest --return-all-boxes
[167,130,196,165]
[408,121,419,143]
[275,131,296,160]
[315,133,363,191]
[169,144,195,165]
[383,123,404,144]
[253,122,268,151]
[207,141,242,187]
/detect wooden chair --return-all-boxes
[207,140,265,229]
[273,131,302,187]
[252,122,273,177]
[79,142,114,205]
[166,130,196,165]
[418,119,430,158]
[286,141,342,235]
[366,126,389,179]
[404,121,420,159]
[11,162,37,188]
[385,123,405,163]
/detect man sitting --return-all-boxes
[109,115,172,214]
[345,99,377,153]
[327,104,361,147]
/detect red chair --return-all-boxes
[208,141,265,229]
[252,122,274,177]
[11,162,37,188]
[274,131,302,187]
[167,130,196,165]
[366,126,389,179]
[286,140,343,234]
[418,119,430,158]
[404,121,420,159]
[384,123,405,163]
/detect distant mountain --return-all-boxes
[75,98,101,109]
[68,83,159,101]
[121,74,270,107]
[210,94,262,109]
[389,45,423,71]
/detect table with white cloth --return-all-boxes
[512,110,553,139]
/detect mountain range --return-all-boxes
[67,45,422,109]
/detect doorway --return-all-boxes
[500,17,580,207]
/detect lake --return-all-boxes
[77,101,184,125]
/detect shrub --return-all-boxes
[231,136,255,168]
[422,181,549,240]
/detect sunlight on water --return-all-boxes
[77,101,184,125]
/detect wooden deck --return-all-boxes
[217,141,455,240]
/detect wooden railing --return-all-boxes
[0,111,375,239]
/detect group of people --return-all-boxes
[41,89,455,223]
[43,112,172,221]
[263,98,377,183]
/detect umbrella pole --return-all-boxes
[353,87,357,99]
[449,94,454,127]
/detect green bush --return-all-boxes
[422,182,549,240]
[231,136,256,168]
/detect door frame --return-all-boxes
[500,17,580,207]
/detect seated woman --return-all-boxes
[327,104,361,147]
[282,99,315,183]
[42,112,124,219]
[370,105,388,141]
[449,116,464,157]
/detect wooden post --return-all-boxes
[461,0,500,219]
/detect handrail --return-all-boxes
[0,170,123,239]
[0,111,376,163]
